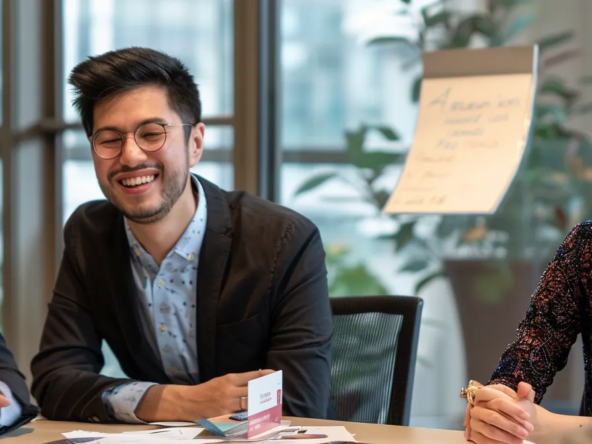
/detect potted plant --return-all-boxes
[294,0,592,384]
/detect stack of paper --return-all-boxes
[63,427,204,442]
[61,426,356,443]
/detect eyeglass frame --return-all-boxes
[89,122,194,160]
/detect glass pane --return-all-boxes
[63,0,233,120]
[280,0,417,149]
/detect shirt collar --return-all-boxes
[124,175,208,263]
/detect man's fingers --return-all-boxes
[228,386,249,399]
[227,370,275,386]
[0,394,10,408]
[472,406,530,441]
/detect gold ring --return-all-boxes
[240,396,247,411]
[460,380,483,405]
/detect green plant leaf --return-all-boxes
[351,152,405,170]
[293,172,338,196]
[329,264,388,297]
[542,50,579,68]
[400,259,430,272]
[366,36,414,47]
[503,14,533,42]
[535,104,567,124]
[436,217,461,238]
[372,125,401,141]
[538,78,578,103]
[414,270,447,295]
[447,17,476,48]
[394,221,416,252]
[345,127,367,153]
[489,0,528,13]
[424,11,451,28]
[411,77,422,102]
[537,31,574,51]
[373,190,393,209]
[472,15,497,39]
[400,0,411,4]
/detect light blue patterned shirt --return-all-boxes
[103,176,207,423]
[0,383,22,427]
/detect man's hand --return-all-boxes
[0,393,10,409]
[467,382,535,444]
[135,370,275,422]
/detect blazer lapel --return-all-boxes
[110,215,168,382]
[195,176,233,382]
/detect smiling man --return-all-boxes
[30,47,333,423]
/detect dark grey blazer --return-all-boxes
[31,175,333,423]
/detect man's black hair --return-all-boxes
[69,47,201,137]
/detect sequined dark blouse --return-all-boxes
[490,222,592,415]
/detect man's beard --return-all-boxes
[100,163,189,224]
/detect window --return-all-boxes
[62,0,234,223]
[63,0,233,120]
[278,0,462,429]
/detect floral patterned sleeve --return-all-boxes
[489,224,586,403]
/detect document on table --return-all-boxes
[62,427,204,442]
[61,426,356,443]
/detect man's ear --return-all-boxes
[189,123,205,167]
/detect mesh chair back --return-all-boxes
[330,296,423,426]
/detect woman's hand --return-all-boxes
[467,382,536,444]
[464,384,521,441]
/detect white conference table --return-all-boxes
[0,416,467,443]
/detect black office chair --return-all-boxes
[330,295,423,426]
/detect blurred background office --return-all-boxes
[2,0,592,431]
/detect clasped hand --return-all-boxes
[464,382,538,444]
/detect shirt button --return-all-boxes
[160,324,167,332]
[157,279,165,287]
[187,253,195,261]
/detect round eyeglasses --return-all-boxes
[90,122,193,160]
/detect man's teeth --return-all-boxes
[121,175,156,187]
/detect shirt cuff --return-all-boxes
[0,381,22,427]
[102,382,157,424]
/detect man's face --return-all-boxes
[91,85,204,223]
